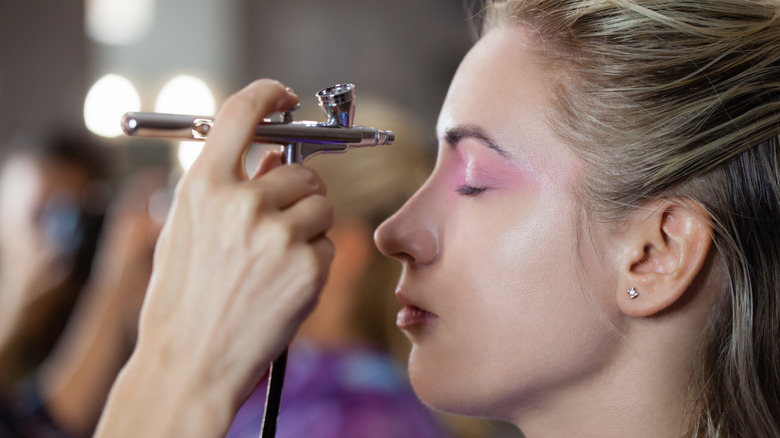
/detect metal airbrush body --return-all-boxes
[121,83,394,163]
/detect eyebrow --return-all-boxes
[444,124,511,160]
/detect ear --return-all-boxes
[615,199,713,317]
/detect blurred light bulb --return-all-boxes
[160,75,215,171]
[155,75,216,115]
[177,141,205,172]
[84,74,141,138]
[86,0,155,46]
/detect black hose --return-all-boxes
[260,349,288,438]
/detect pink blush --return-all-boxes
[458,147,540,193]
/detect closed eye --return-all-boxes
[456,185,487,197]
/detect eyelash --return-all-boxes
[456,184,487,197]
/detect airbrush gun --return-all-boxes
[120,83,394,438]
[121,83,394,163]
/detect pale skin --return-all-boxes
[96,28,720,438]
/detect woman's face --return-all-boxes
[375,27,621,420]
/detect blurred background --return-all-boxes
[0,0,474,173]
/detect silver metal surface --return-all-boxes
[120,83,393,162]
[316,83,355,127]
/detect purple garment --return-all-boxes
[226,342,451,438]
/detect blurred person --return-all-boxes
[226,102,453,438]
[31,169,167,437]
[0,131,167,437]
[0,132,109,389]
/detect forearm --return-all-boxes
[94,348,237,438]
[0,305,23,385]
[0,295,23,353]
[0,293,33,387]
[37,282,131,435]
[0,274,62,386]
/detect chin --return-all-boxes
[406,347,504,419]
[407,345,554,424]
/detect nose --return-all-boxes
[374,182,439,266]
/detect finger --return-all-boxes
[310,234,335,291]
[192,79,299,184]
[250,149,284,180]
[280,193,334,242]
[250,165,327,211]
[312,234,335,263]
[278,235,335,318]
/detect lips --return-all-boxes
[396,292,438,330]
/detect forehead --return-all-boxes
[437,26,556,141]
[436,26,583,186]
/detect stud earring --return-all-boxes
[627,287,639,299]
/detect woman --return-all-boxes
[96,1,780,437]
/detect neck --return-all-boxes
[510,311,712,438]
[510,260,721,438]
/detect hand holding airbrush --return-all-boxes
[115,82,393,438]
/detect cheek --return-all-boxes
[462,200,598,355]
[412,190,619,417]
[455,187,580,315]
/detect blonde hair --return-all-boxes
[482,1,780,436]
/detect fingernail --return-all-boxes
[300,166,318,187]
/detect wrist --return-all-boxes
[96,346,236,438]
